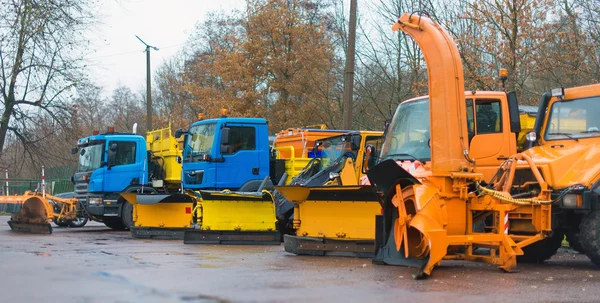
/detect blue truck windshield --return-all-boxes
[381,99,430,162]
[185,123,217,159]
[78,143,104,172]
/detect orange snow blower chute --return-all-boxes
[0,191,78,234]
[367,13,553,279]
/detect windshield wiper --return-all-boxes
[383,153,419,161]
[546,132,579,141]
[580,130,600,134]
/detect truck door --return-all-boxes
[215,124,262,190]
[104,138,144,193]
[467,97,516,182]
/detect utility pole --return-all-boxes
[342,0,357,130]
[135,35,159,131]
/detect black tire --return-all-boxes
[566,231,584,253]
[121,200,134,230]
[518,230,564,263]
[103,218,127,230]
[54,220,69,227]
[579,211,600,266]
[68,217,88,228]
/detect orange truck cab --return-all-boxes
[381,91,522,183]
[517,84,600,263]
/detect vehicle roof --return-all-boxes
[190,117,267,127]
[400,91,511,104]
[78,133,144,145]
[316,130,384,141]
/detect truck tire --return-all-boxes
[67,217,88,228]
[517,230,563,263]
[121,201,134,230]
[565,231,584,253]
[103,218,126,230]
[579,211,600,266]
[54,219,69,227]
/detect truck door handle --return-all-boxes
[497,155,509,160]
[252,167,259,175]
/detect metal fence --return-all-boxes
[1,178,74,196]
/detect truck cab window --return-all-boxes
[113,142,136,166]
[224,126,256,155]
[475,100,502,134]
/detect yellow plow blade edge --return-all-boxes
[275,185,382,257]
[183,190,280,245]
[120,192,196,239]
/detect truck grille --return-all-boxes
[73,171,92,202]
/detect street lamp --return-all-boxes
[135,35,159,131]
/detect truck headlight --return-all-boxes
[88,197,103,205]
[562,194,580,208]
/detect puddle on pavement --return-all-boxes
[180,294,230,303]
[196,263,224,269]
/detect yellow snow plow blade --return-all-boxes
[120,192,195,239]
[183,190,280,245]
[0,191,77,234]
[275,185,382,257]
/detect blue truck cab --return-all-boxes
[73,131,150,230]
[177,117,276,192]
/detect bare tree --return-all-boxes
[0,0,97,156]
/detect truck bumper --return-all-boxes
[84,204,120,218]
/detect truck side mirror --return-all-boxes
[312,141,322,157]
[350,135,361,151]
[507,91,521,134]
[220,127,230,145]
[107,143,117,169]
[71,147,78,155]
[175,128,187,139]
[363,144,376,173]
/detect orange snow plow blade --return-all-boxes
[0,191,77,234]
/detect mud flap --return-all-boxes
[283,234,376,258]
[183,230,281,245]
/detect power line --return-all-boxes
[84,42,187,61]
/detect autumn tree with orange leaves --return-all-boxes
[164,0,341,133]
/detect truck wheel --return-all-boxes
[103,218,126,230]
[68,217,88,228]
[121,201,134,230]
[517,230,564,263]
[565,231,584,253]
[54,219,69,227]
[579,211,600,266]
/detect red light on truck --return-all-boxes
[185,207,191,214]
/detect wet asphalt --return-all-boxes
[0,216,599,303]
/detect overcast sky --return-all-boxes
[86,0,245,98]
